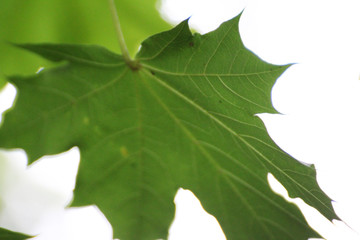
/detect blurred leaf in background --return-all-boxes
[0,227,31,240]
[0,0,170,88]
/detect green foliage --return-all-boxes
[0,14,338,240]
[0,0,170,88]
[0,227,31,240]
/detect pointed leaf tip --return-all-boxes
[0,227,32,240]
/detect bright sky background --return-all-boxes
[1,0,360,239]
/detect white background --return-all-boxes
[1,0,360,239]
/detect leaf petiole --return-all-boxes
[108,0,140,70]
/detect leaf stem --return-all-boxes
[108,0,139,70]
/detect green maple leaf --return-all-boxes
[0,15,338,239]
[0,227,31,240]
[0,0,170,88]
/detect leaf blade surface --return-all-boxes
[0,15,337,240]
